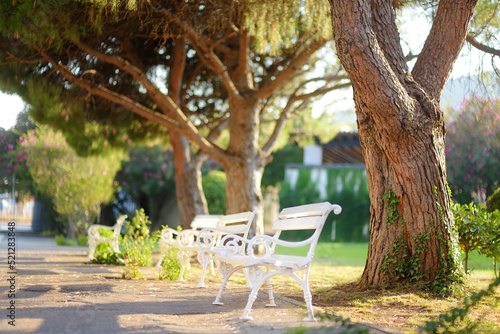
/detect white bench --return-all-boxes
[155,215,222,280]
[87,215,127,260]
[196,211,257,287]
[210,202,342,321]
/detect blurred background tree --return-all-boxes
[20,126,124,240]
[445,96,500,204]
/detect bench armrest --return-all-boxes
[88,224,116,238]
[177,229,200,247]
[215,234,253,257]
[159,227,180,243]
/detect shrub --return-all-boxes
[453,202,500,276]
[121,209,156,278]
[486,187,500,212]
[445,97,500,204]
[157,246,182,281]
[202,170,227,214]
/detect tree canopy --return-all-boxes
[0,0,350,231]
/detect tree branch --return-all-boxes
[412,0,478,99]
[256,39,327,99]
[466,34,500,57]
[72,38,228,159]
[37,50,179,129]
[153,1,243,103]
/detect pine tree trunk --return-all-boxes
[168,38,208,229]
[328,0,476,287]
[222,99,265,237]
[171,131,208,229]
[357,104,458,286]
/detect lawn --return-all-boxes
[273,242,499,334]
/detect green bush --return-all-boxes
[486,187,500,212]
[453,202,500,276]
[202,170,227,214]
[54,234,75,246]
[157,246,182,281]
[121,209,156,278]
[90,243,123,265]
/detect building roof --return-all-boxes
[321,132,365,164]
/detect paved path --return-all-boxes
[0,234,399,334]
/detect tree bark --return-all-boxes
[168,38,208,228]
[328,0,477,287]
[170,131,208,228]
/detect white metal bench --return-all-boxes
[155,215,222,281]
[210,202,342,321]
[196,211,257,287]
[87,215,127,260]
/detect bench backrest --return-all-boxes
[219,211,257,238]
[272,202,341,258]
[190,215,223,230]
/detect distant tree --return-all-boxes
[20,126,124,240]
[446,97,500,204]
[0,0,349,235]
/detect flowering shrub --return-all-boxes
[445,96,500,204]
[115,145,175,200]
[20,126,124,239]
[0,110,36,196]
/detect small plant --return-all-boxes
[76,234,88,246]
[157,246,182,281]
[121,209,156,279]
[90,243,123,265]
[453,202,500,276]
[55,234,75,246]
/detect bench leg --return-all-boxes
[177,250,189,281]
[265,278,276,307]
[197,251,212,288]
[112,238,120,253]
[298,267,315,322]
[213,262,235,305]
[240,281,262,320]
[88,242,96,260]
[155,254,164,267]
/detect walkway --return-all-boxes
[0,234,399,333]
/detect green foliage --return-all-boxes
[202,170,227,214]
[125,208,152,240]
[326,168,370,242]
[20,126,124,238]
[279,167,370,242]
[420,276,500,334]
[486,187,500,212]
[244,0,332,55]
[262,144,302,187]
[55,234,75,246]
[157,246,182,281]
[90,242,123,265]
[116,145,175,200]
[445,97,500,204]
[379,189,466,295]
[453,202,500,276]
[122,209,155,275]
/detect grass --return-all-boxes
[272,242,499,334]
